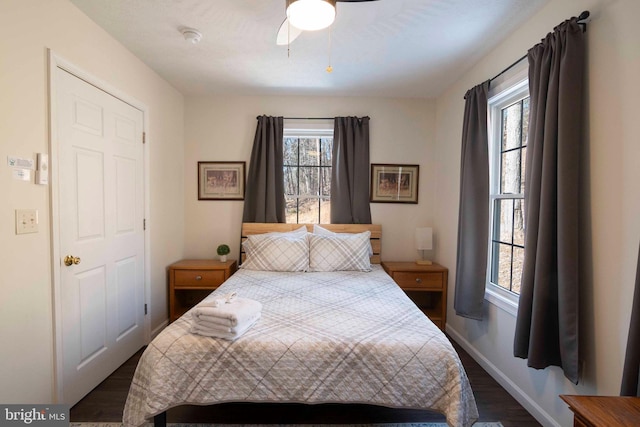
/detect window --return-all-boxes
[487,73,529,312]
[283,125,333,224]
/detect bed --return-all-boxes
[122,224,478,427]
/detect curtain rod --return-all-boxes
[282,116,370,120]
[283,117,334,120]
[255,117,371,120]
[255,116,335,120]
[489,10,590,84]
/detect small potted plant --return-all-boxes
[216,244,230,262]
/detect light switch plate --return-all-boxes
[16,209,38,234]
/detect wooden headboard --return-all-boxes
[240,223,382,265]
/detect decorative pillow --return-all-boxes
[313,224,373,256]
[241,233,309,272]
[308,232,372,272]
[242,225,308,252]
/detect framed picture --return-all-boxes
[370,163,419,204]
[198,161,246,200]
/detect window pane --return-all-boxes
[285,197,298,224]
[283,166,298,196]
[496,243,513,291]
[299,138,320,166]
[512,246,525,294]
[501,149,522,194]
[502,101,522,151]
[297,197,320,223]
[320,138,333,166]
[320,167,331,197]
[284,138,298,165]
[298,167,319,196]
[513,198,525,246]
[493,199,513,244]
[320,198,331,223]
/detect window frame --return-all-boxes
[283,121,334,224]
[486,68,529,316]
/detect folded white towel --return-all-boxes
[195,314,235,328]
[194,312,262,335]
[198,291,237,308]
[190,312,261,341]
[192,296,262,327]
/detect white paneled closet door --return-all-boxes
[55,67,146,405]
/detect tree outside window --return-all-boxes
[284,136,332,224]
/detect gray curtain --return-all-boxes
[621,243,640,396]
[331,116,372,224]
[242,115,285,223]
[454,81,490,320]
[513,18,585,384]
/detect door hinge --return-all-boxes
[143,218,146,230]
[142,132,146,144]
[144,303,148,315]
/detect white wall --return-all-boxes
[434,0,640,425]
[0,0,185,403]
[184,96,437,263]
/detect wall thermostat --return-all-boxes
[36,153,48,185]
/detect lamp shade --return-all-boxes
[286,0,337,31]
[415,227,433,251]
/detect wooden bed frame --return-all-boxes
[240,223,382,264]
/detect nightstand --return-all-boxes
[560,395,640,427]
[381,261,448,330]
[168,259,237,322]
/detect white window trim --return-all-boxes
[284,119,333,137]
[283,120,334,224]
[485,65,529,317]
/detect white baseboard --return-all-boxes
[446,325,560,427]
[151,319,168,340]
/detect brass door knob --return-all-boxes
[64,255,81,266]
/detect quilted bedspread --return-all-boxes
[122,266,478,427]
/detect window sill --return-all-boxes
[485,285,519,317]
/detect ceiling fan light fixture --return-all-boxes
[286,0,336,31]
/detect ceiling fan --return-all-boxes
[276,0,379,45]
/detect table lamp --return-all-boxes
[415,227,433,265]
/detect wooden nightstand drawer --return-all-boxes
[174,269,226,287]
[382,261,448,331]
[393,272,443,290]
[168,259,237,322]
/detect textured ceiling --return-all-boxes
[70,0,549,98]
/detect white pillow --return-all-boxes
[241,233,309,272]
[313,224,374,256]
[279,225,308,237]
[308,232,372,272]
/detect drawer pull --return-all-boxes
[195,275,202,280]
[415,278,422,283]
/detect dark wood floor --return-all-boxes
[71,336,541,426]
